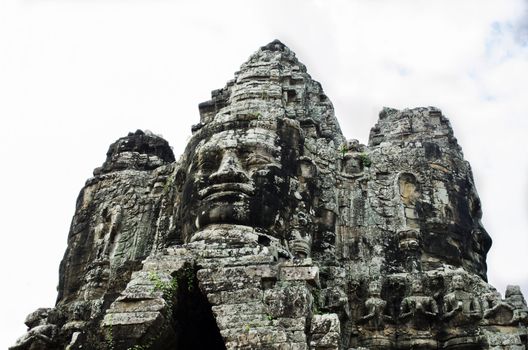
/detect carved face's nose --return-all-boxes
[210,150,249,183]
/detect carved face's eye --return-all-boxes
[246,154,271,167]
[195,152,220,174]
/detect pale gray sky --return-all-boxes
[1,0,527,347]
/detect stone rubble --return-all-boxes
[11,40,527,350]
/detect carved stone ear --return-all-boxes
[174,166,186,189]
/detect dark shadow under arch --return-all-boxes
[170,270,226,350]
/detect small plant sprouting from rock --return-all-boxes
[244,322,258,333]
[339,143,348,158]
[358,153,372,168]
[128,346,146,350]
[163,172,176,195]
[249,111,262,119]
[311,288,322,315]
[148,266,195,308]
[185,267,195,292]
[148,272,179,308]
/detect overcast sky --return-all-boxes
[1,0,527,347]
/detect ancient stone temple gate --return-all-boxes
[12,40,528,350]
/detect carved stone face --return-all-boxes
[419,172,492,278]
[411,279,424,295]
[368,281,382,297]
[452,275,465,291]
[181,121,302,240]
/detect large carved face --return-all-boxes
[180,120,302,240]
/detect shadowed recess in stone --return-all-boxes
[170,273,226,350]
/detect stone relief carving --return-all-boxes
[442,274,482,325]
[506,285,528,325]
[399,278,438,328]
[482,287,515,325]
[359,280,392,330]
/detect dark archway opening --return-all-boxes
[171,269,226,350]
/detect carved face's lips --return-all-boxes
[198,183,255,201]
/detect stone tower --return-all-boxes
[12,40,527,350]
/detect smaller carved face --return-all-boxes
[368,281,382,296]
[411,279,424,294]
[505,285,523,298]
[182,126,288,233]
[452,275,465,290]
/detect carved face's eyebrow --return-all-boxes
[195,128,279,154]
[238,141,279,156]
[196,149,219,163]
[241,149,281,165]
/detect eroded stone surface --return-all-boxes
[12,40,527,350]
